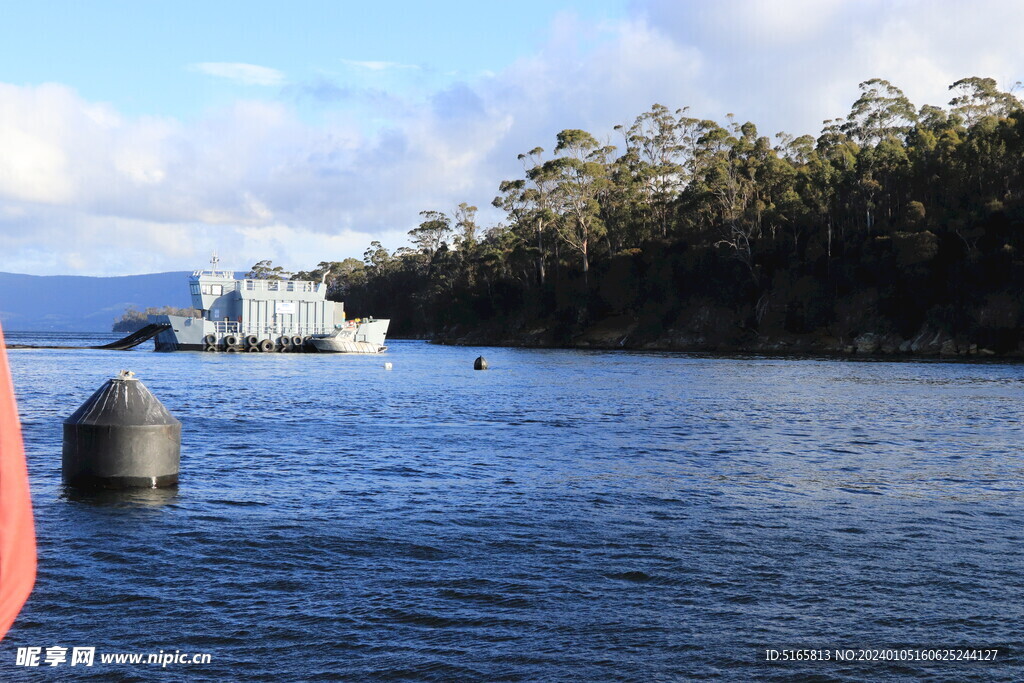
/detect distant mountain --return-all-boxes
[0,271,193,332]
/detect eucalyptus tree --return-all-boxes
[494,147,560,286]
[842,78,918,146]
[857,134,911,231]
[471,225,524,309]
[492,178,531,264]
[518,147,559,284]
[948,77,1022,126]
[617,103,688,238]
[676,111,707,187]
[600,150,646,251]
[246,259,287,280]
[409,210,452,273]
[687,118,765,274]
[296,258,368,298]
[755,136,799,247]
[917,104,956,132]
[448,202,480,288]
[453,203,479,249]
[541,129,615,283]
[815,118,861,244]
[677,118,730,235]
[324,258,366,298]
[362,241,396,276]
[795,140,840,263]
[492,180,537,284]
[957,113,1023,209]
[775,133,817,167]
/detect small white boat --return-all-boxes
[309,319,389,354]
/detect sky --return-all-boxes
[1,0,1023,276]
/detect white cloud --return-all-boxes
[693,0,848,45]
[639,0,1024,136]
[190,62,286,86]
[0,81,512,275]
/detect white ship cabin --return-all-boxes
[190,258,344,338]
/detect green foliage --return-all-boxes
[454,203,479,249]
[246,259,287,280]
[948,77,1022,126]
[289,74,1024,351]
[293,258,366,298]
[410,210,452,255]
[892,231,938,266]
[842,78,918,145]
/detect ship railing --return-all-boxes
[191,269,235,279]
[240,279,322,293]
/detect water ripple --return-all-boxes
[2,338,1023,680]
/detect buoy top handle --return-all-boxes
[115,369,138,381]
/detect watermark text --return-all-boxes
[16,646,211,668]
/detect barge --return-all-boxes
[149,256,389,353]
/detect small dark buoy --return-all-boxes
[63,370,181,489]
[474,356,488,370]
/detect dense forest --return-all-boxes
[282,77,1024,355]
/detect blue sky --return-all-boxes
[0,1,625,119]
[1,0,1023,276]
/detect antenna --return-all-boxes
[210,251,220,271]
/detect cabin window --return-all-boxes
[190,283,200,295]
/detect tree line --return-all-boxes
[262,76,1024,351]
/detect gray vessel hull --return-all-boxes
[151,315,390,354]
[147,263,390,353]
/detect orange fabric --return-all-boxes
[0,325,36,640]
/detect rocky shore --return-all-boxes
[431,315,1021,359]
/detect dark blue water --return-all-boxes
[3,333,1024,680]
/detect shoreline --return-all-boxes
[413,319,1024,361]
[427,339,1024,363]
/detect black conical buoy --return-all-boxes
[474,356,488,370]
[63,370,181,489]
